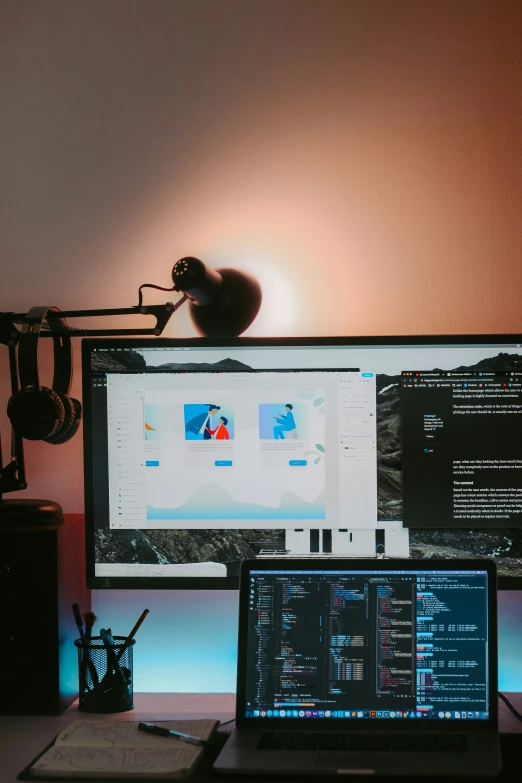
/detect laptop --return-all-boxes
[214,558,501,776]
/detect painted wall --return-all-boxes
[1,0,521,691]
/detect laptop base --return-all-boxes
[215,728,502,777]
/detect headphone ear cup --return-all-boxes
[46,394,82,445]
[7,386,65,441]
[61,397,82,443]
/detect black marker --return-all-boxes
[138,722,207,747]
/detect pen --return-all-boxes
[138,722,208,747]
[72,604,85,640]
[117,608,150,662]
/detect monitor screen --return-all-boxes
[82,335,522,588]
[241,566,492,722]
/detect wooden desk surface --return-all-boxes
[1,692,520,782]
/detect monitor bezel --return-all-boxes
[236,557,498,730]
[82,333,522,590]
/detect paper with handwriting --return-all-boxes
[29,719,219,778]
[54,719,217,748]
[31,746,198,778]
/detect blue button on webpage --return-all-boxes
[145,460,159,467]
[215,460,233,466]
[289,460,307,466]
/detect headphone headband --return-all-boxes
[18,306,72,395]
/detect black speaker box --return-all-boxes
[0,507,91,715]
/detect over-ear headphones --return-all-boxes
[7,306,82,444]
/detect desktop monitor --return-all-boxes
[82,335,522,589]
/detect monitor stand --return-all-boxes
[0,498,64,527]
[284,527,410,557]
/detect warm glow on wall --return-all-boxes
[240,259,296,337]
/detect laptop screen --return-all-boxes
[243,567,490,721]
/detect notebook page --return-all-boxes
[54,719,218,748]
[30,746,199,779]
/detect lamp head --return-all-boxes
[172,257,262,337]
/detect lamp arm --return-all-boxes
[8,296,188,338]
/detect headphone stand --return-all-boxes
[0,498,64,527]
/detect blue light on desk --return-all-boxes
[92,590,238,692]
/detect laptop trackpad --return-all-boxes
[316,754,400,771]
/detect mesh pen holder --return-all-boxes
[75,636,135,713]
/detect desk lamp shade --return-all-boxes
[172,257,262,337]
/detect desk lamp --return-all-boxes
[0,257,262,526]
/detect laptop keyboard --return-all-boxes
[258,732,468,753]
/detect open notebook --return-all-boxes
[27,719,219,779]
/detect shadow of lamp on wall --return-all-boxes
[0,257,262,526]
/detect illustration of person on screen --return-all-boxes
[185,404,221,440]
[273,404,296,439]
[206,416,230,440]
